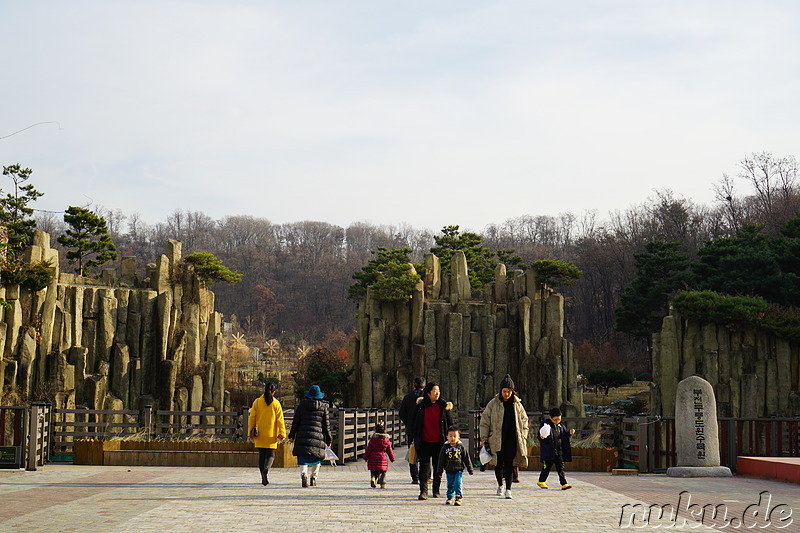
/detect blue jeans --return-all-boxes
[445,471,463,499]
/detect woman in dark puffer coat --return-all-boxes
[288,385,332,487]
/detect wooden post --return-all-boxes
[337,408,346,459]
[636,416,649,473]
[242,407,250,442]
[26,405,39,471]
[142,405,153,440]
[468,410,478,457]
[725,419,737,473]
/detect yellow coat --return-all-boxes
[248,396,286,449]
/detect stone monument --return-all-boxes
[666,375,732,477]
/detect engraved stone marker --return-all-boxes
[667,375,732,477]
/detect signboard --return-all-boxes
[0,446,23,469]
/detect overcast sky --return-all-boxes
[2,1,799,233]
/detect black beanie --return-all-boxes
[499,374,515,391]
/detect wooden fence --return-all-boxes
[10,402,797,472]
[621,416,800,473]
[43,404,402,463]
[466,410,620,460]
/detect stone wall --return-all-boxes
[651,310,800,417]
[350,251,584,415]
[0,230,227,413]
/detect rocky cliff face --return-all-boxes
[351,251,584,415]
[652,310,800,417]
[1,230,227,413]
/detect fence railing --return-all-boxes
[11,402,797,472]
[44,404,402,463]
[466,410,621,460]
[620,416,800,473]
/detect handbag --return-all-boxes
[249,427,258,438]
[407,443,417,463]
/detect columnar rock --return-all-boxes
[110,343,130,405]
[0,230,231,418]
[652,310,800,418]
[494,263,507,302]
[447,313,462,360]
[424,254,441,300]
[191,375,203,424]
[450,251,471,303]
[120,257,137,287]
[667,376,732,477]
[353,252,584,413]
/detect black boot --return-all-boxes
[432,476,441,498]
[418,479,428,500]
[261,470,269,486]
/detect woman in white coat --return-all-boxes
[479,374,529,499]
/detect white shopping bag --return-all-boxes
[479,444,493,466]
[324,445,339,466]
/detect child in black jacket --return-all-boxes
[435,426,473,506]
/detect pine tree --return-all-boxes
[57,206,118,276]
[615,241,693,363]
[430,225,498,287]
[0,164,43,251]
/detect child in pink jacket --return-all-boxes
[363,420,395,488]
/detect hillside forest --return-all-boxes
[9,152,800,381]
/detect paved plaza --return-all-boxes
[1,452,798,532]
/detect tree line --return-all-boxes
[6,151,799,376]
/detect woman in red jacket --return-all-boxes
[410,382,455,500]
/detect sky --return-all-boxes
[2,1,800,234]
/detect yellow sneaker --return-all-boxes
[561,484,572,490]
[537,481,548,489]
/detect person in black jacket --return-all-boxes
[288,385,332,487]
[398,376,425,484]
[436,426,473,506]
[410,382,455,500]
[537,407,575,490]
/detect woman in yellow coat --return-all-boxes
[248,382,286,485]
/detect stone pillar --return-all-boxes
[110,343,130,406]
[360,362,373,407]
[458,356,480,411]
[212,360,225,411]
[447,313,462,360]
[450,251,471,303]
[494,263,507,303]
[410,277,425,344]
[667,375,732,477]
[519,296,531,358]
[423,310,437,362]
[191,375,203,424]
[424,254,441,300]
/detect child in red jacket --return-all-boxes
[363,420,395,488]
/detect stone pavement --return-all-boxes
[1,457,798,532]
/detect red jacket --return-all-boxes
[363,433,395,471]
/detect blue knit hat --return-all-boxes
[305,385,325,400]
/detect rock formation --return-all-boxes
[350,251,584,415]
[0,229,227,413]
[652,309,800,418]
